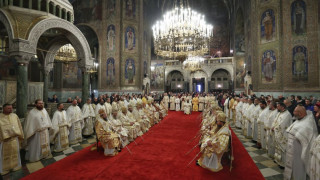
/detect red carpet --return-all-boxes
[23,111,264,180]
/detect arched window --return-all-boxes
[61,9,66,20]
[41,0,47,12]
[49,2,54,14]
[55,5,60,17]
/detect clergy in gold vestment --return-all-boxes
[0,104,24,175]
[192,96,199,112]
[198,113,230,172]
[24,100,52,162]
[119,106,137,142]
[95,109,121,156]
[50,103,71,152]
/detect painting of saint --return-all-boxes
[292,46,308,81]
[235,56,246,88]
[125,27,135,51]
[107,0,116,17]
[107,25,116,51]
[126,0,136,18]
[125,59,135,84]
[291,0,306,35]
[261,50,276,83]
[261,9,276,43]
[107,58,115,86]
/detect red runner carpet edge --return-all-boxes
[23,111,264,180]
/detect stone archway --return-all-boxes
[27,18,94,105]
[166,70,184,93]
[0,10,14,52]
[27,18,94,68]
[210,69,232,91]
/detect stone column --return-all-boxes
[14,55,31,118]
[42,67,51,104]
[82,70,90,104]
[205,78,208,93]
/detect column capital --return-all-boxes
[79,65,94,73]
[11,53,35,66]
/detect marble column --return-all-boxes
[16,61,29,118]
[82,71,89,104]
[42,67,50,104]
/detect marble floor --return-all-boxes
[231,126,284,180]
[2,126,284,180]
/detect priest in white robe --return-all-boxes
[82,98,95,136]
[265,102,278,158]
[163,93,169,110]
[224,96,229,118]
[175,96,181,111]
[310,135,320,180]
[199,95,205,112]
[169,95,175,111]
[252,98,261,142]
[235,98,243,128]
[245,98,255,138]
[272,102,292,167]
[184,99,192,115]
[24,99,52,162]
[256,101,269,149]
[50,103,71,152]
[0,104,24,175]
[66,99,84,145]
[284,106,318,180]
[95,99,106,117]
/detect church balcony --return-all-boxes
[0,0,74,22]
[164,57,234,68]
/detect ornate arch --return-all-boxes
[0,10,15,51]
[27,18,94,69]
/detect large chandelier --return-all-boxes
[152,0,213,59]
[55,44,77,62]
[182,56,205,72]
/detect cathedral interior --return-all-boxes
[0,0,319,179]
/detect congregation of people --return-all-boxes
[1,91,320,180]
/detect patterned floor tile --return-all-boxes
[72,145,83,151]
[260,168,281,177]
[252,155,270,162]
[260,160,278,168]
[245,147,259,151]
[53,154,67,161]
[40,158,56,167]
[63,147,75,154]
[81,144,92,148]
[25,161,44,173]
[248,152,259,157]
[265,173,283,180]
